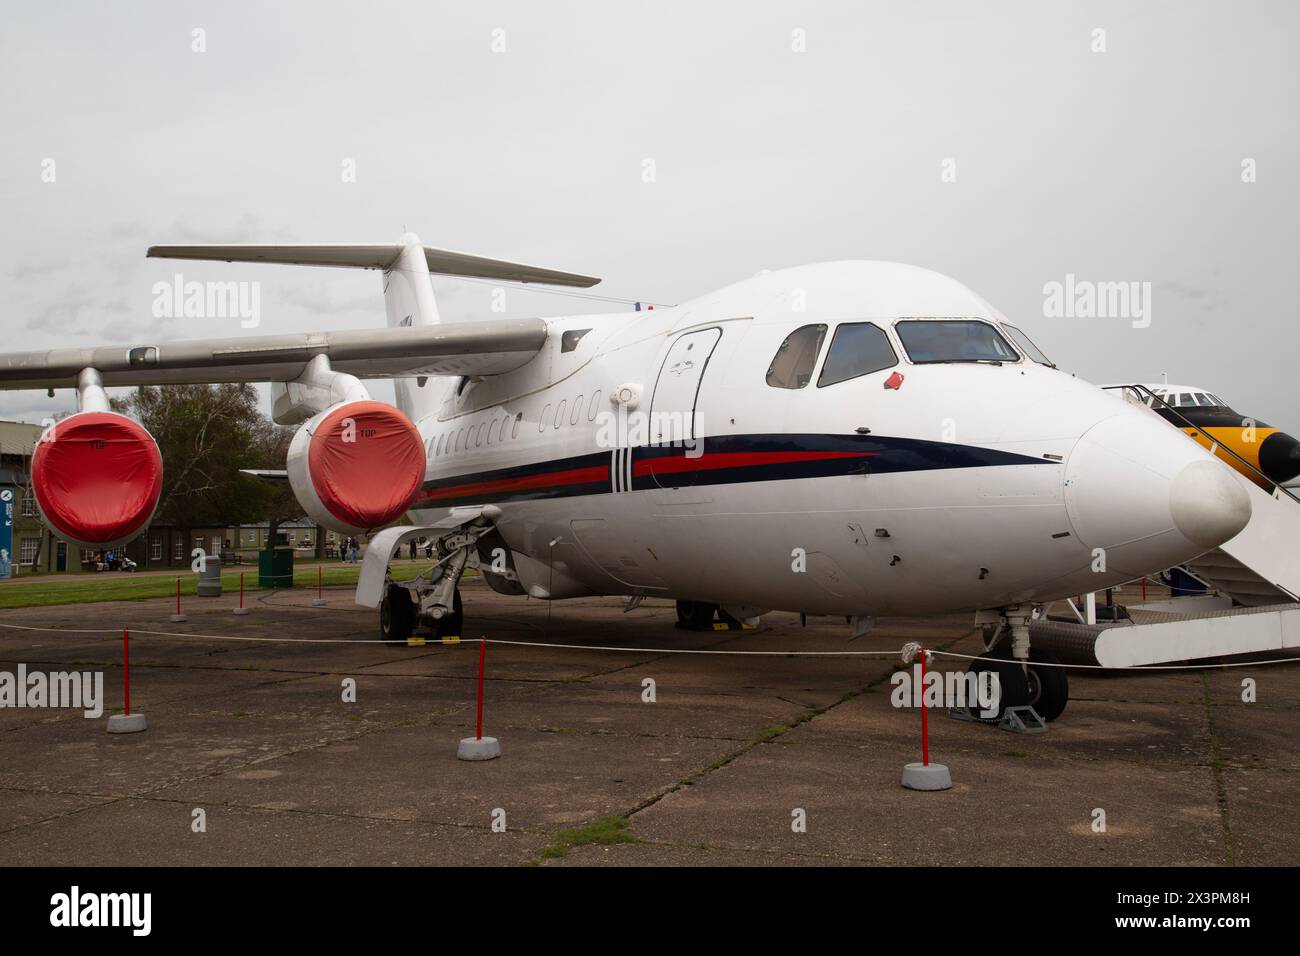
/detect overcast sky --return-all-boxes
[1,1,1295,432]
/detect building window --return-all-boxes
[151,539,162,561]
[20,537,39,564]
[174,538,184,561]
[22,494,36,517]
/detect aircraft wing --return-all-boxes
[0,319,548,390]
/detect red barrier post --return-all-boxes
[476,638,486,740]
[123,627,130,716]
[312,565,327,606]
[919,645,929,766]
[107,627,147,733]
[169,575,187,623]
[457,637,500,760]
[900,643,949,789]
[233,572,250,615]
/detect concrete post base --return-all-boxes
[457,736,501,761]
[107,713,148,734]
[233,607,250,615]
[901,762,952,791]
[169,614,188,623]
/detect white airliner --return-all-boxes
[0,233,1253,722]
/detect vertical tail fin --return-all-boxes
[383,232,444,422]
[146,232,600,425]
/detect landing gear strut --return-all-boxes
[377,523,486,643]
[967,603,1070,724]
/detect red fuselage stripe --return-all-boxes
[634,449,872,477]
[415,449,874,502]
[415,464,609,502]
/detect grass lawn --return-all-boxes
[0,562,431,610]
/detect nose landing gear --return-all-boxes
[962,604,1070,729]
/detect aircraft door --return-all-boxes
[649,327,720,442]
[647,327,721,488]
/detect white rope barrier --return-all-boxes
[1,618,1298,670]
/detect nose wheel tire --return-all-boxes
[379,583,415,643]
[965,654,1029,720]
[1026,649,1069,722]
[676,600,718,630]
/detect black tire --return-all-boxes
[966,654,1028,720]
[675,600,717,630]
[379,583,415,643]
[1026,649,1069,722]
[432,588,463,641]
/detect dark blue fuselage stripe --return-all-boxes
[412,433,1050,508]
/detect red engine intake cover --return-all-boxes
[308,401,425,529]
[31,412,164,545]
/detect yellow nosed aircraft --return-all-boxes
[1140,384,1300,491]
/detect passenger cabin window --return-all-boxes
[895,320,1019,364]
[816,322,897,388]
[766,324,826,389]
[1001,324,1055,367]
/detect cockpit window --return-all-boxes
[1001,324,1055,367]
[816,322,897,388]
[766,324,826,389]
[895,319,1020,364]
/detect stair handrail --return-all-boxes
[1102,384,1299,504]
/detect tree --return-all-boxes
[111,384,290,544]
[247,416,311,553]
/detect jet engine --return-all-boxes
[30,410,164,548]
[285,399,426,534]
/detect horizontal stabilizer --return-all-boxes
[147,243,600,288]
[240,469,289,481]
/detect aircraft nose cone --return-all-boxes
[1169,458,1252,547]
[1259,430,1300,484]
[1064,410,1254,576]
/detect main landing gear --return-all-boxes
[675,600,756,631]
[378,525,488,643]
[966,604,1069,725]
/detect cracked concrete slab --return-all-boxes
[0,580,1296,866]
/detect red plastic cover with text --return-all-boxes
[308,401,424,529]
[31,412,164,544]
